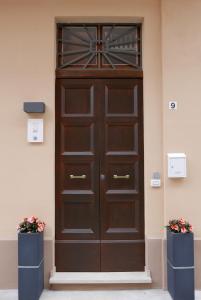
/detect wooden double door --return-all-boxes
[55,78,144,272]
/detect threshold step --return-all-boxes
[49,271,152,285]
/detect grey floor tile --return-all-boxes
[1,289,201,300]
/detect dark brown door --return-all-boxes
[55,78,144,272]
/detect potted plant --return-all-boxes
[18,216,45,300]
[166,218,194,300]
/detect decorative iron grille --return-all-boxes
[57,24,142,70]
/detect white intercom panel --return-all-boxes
[27,119,43,143]
[168,153,187,178]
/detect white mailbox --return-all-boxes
[168,153,187,178]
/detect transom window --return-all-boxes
[57,24,142,70]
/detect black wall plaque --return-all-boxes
[23,102,45,113]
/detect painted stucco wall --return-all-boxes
[0,0,162,239]
[0,0,163,288]
[161,0,201,289]
[162,0,201,236]
[4,0,201,289]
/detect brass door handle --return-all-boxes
[69,174,86,179]
[113,174,130,179]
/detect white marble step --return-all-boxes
[49,271,152,285]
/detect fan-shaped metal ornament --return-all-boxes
[57,24,141,70]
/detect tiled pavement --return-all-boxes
[1,290,201,300]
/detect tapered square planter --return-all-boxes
[167,229,195,300]
[18,232,44,300]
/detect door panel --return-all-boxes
[55,78,144,272]
[56,242,100,272]
[100,79,144,271]
[101,242,145,272]
[55,79,100,271]
[61,123,94,152]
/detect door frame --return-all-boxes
[56,69,143,79]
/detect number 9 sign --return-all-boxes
[169,101,177,111]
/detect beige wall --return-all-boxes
[162,0,201,238]
[5,0,200,289]
[1,0,201,290]
[0,0,163,240]
[0,2,162,238]
[161,0,201,288]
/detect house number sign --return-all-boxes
[169,101,177,111]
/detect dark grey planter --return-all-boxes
[18,232,44,300]
[167,229,194,300]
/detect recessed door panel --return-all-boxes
[62,162,94,190]
[106,123,137,152]
[61,123,94,153]
[106,161,139,191]
[62,86,94,116]
[62,201,96,234]
[55,78,144,272]
[105,85,139,116]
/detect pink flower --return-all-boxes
[181,227,187,233]
[17,216,45,233]
[189,225,193,232]
[37,221,45,232]
[179,218,186,225]
[171,224,179,232]
[27,216,36,224]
